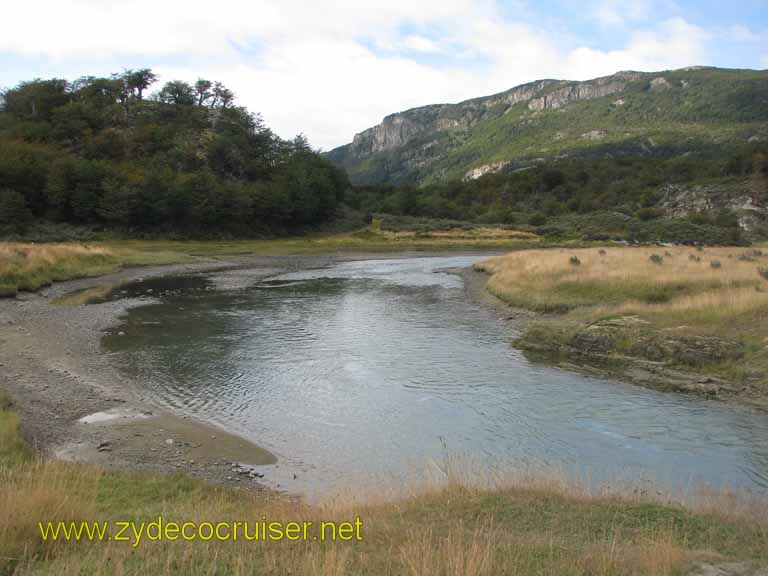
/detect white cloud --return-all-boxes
[402,36,442,53]
[0,1,713,149]
[728,24,762,43]
[594,0,653,27]
[566,18,708,78]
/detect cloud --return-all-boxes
[566,18,708,78]
[594,0,653,27]
[728,24,763,43]
[0,1,715,149]
[402,36,442,53]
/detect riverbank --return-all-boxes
[3,390,768,575]
[0,228,552,298]
[0,250,508,493]
[474,245,768,406]
[2,248,768,573]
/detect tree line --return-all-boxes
[0,69,348,237]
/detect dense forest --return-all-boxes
[1,70,766,244]
[0,70,348,237]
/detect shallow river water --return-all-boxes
[103,255,768,497]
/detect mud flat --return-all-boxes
[0,256,290,488]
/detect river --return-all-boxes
[102,255,768,498]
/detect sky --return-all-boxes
[0,0,766,150]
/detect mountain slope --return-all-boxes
[327,67,768,185]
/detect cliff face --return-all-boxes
[326,67,768,186]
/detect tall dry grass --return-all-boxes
[0,243,120,296]
[477,246,768,324]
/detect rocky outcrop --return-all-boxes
[517,316,749,397]
[658,179,768,232]
[464,161,511,180]
[344,73,644,159]
[527,72,642,111]
[326,67,768,185]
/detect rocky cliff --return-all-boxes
[326,67,768,185]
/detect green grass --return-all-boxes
[2,388,768,574]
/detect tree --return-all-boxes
[122,69,157,100]
[0,189,33,232]
[194,79,213,106]
[2,79,70,120]
[157,81,196,106]
[211,82,234,109]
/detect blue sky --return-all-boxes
[1,0,766,149]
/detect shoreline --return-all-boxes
[0,250,501,493]
[0,256,287,490]
[3,249,765,498]
[463,266,768,412]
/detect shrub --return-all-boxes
[649,254,664,265]
[569,256,581,266]
[529,213,547,226]
[689,254,701,262]
[598,249,607,255]
[710,260,722,269]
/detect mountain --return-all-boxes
[327,67,768,186]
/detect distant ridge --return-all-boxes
[326,67,768,185]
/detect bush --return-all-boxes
[710,260,722,269]
[569,255,581,266]
[529,213,547,226]
[649,254,664,265]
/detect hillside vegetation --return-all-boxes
[0,70,348,239]
[328,67,768,186]
[332,68,768,244]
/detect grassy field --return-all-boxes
[0,226,550,298]
[1,390,767,575]
[476,245,768,393]
[0,243,191,297]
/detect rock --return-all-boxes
[688,562,768,576]
[164,438,174,446]
[117,332,125,336]
[97,441,112,452]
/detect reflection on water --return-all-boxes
[103,256,768,497]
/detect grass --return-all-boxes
[477,246,768,314]
[1,391,767,575]
[1,226,550,298]
[0,243,190,297]
[476,245,768,391]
